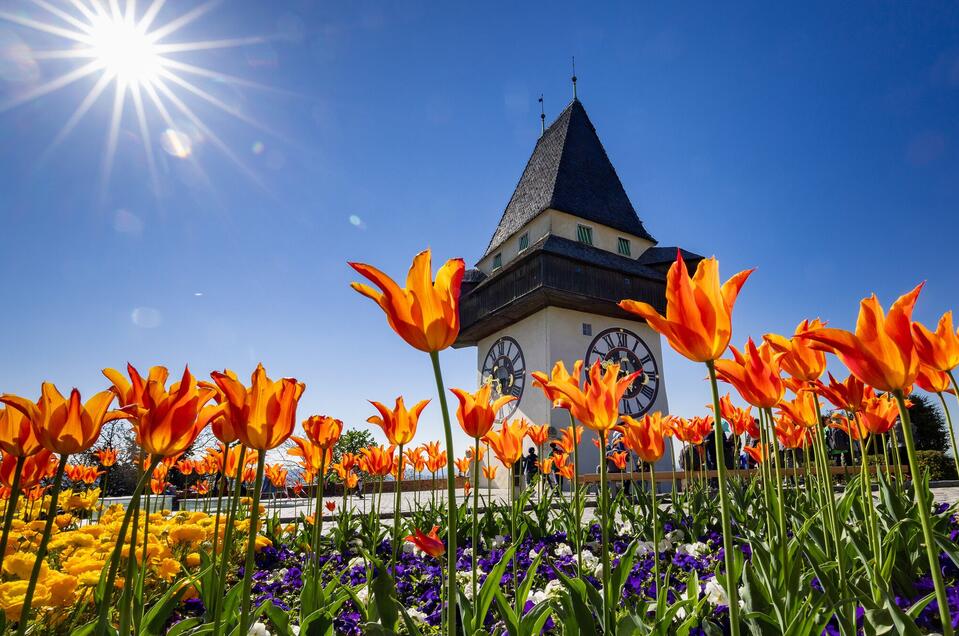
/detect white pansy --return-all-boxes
[347,556,365,569]
[657,538,672,552]
[528,546,542,560]
[636,540,655,554]
[355,585,369,604]
[554,543,573,557]
[593,563,604,579]
[529,588,549,605]
[703,579,728,606]
[666,529,685,543]
[402,541,415,554]
[491,535,506,549]
[291,627,300,636]
[248,622,270,636]
[676,542,709,558]
[457,570,474,599]
[408,608,429,624]
[544,579,564,598]
[581,551,599,571]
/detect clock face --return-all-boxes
[481,336,526,422]
[585,327,660,416]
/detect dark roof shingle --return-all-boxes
[484,99,655,257]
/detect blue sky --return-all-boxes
[0,1,957,454]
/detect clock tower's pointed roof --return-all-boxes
[483,98,655,257]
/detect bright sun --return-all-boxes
[88,15,162,86]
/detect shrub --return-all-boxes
[915,450,958,482]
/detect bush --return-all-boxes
[915,450,958,482]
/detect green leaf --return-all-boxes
[140,580,191,636]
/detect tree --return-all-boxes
[907,393,948,452]
[332,428,376,465]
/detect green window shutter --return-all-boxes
[617,237,631,256]
[518,233,529,251]
[493,253,502,269]
[577,224,593,245]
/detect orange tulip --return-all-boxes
[527,424,551,447]
[288,437,331,476]
[367,397,428,446]
[95,448,117,467]
[764,319,828,383]
[303,415,344,450]
[859,393,901,435]
[465,445,485,463]
[743,444,766,464]
[210,364,305,451]
[102,363,168,408]
[463,481,472,497]
[192,481,211,495]
[344,471,359,490]
[714,338,784,409]
[608,451,628,470]
[556,461,575,480]
[454,456,472,476]
[801,285,923,393]
[150,478,168,495]
[829,414,868,441]
[543,360,639,433]
[1,384,125,456]
[119,367,222,458]
[325,501,335,512]
[619,251,754,363]
[405,447,427,473]
[0,450,55,490]
[406,525,445,558]
[911,311,959,372]
[621,412,667,463]
[813,373,867,413]
[715,394,754,437]
[531,360,585,410]
[481,464,498,480]
[557,425,583,454]
[774,415,810,450]
[200,370,240,444]
[0,406,41,458]
[350,249,466,352]
[340,452,359,473]
[916,365,955,395]
[776,391,819,428]
[483,419,529,468]
[359,445,395,477]
[265,464,288,489]
[426,450,447,474]
[450,384,515,439]
[177,459,195,475]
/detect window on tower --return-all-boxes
[617,237,631,256]
[492,253,502,270]
[577,224,593,245]
[518,232,529,251]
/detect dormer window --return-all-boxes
[492,253,502,270]
[518,232,529,251]
[577,224,593,246]
[617,237,631,256]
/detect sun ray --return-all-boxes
[153,36,265,55]
[137,0,166,33]
[146,0,219,43]
[29,0,93,34]
[157,68,279,137]
[38,71,113,165]
[141,81,216,192]
[30,49,99,60]
[152,77,265,189]
[0,60,102,112]
[0,10,91,43]
[130,82,160,195]
[99,78,128,199]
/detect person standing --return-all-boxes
[522,447,539,490]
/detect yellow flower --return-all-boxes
[0,580,50,620]
[42,571,78,608]
[156,558,181,581]
[168,524,206,544]
[254,535,272,552]
[3,552,45,580]
[55,514,73,529]
[186,552,202,568]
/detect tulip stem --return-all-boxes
[212,446,246,636]
[893,389,953,636]
[429,350,458,636]
[706,360,741,636]
[567,412,583,577]
[239,452,266,636]
[94,456,157,636]
[208,444,230,621]
[650,463,660,601]
[0,454,25,559]
[471,435,480,631]
[15,455,67,636]
[598,429,612,632]
[938,377,959,479]
[857,433,883,603]
[392,443,404,568]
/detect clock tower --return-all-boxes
[454,98,702,476]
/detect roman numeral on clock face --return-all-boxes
[482,336,525,422]
[585,327,660,416]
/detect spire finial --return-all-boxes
[571,56,578,100]
[538,94,545,135]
